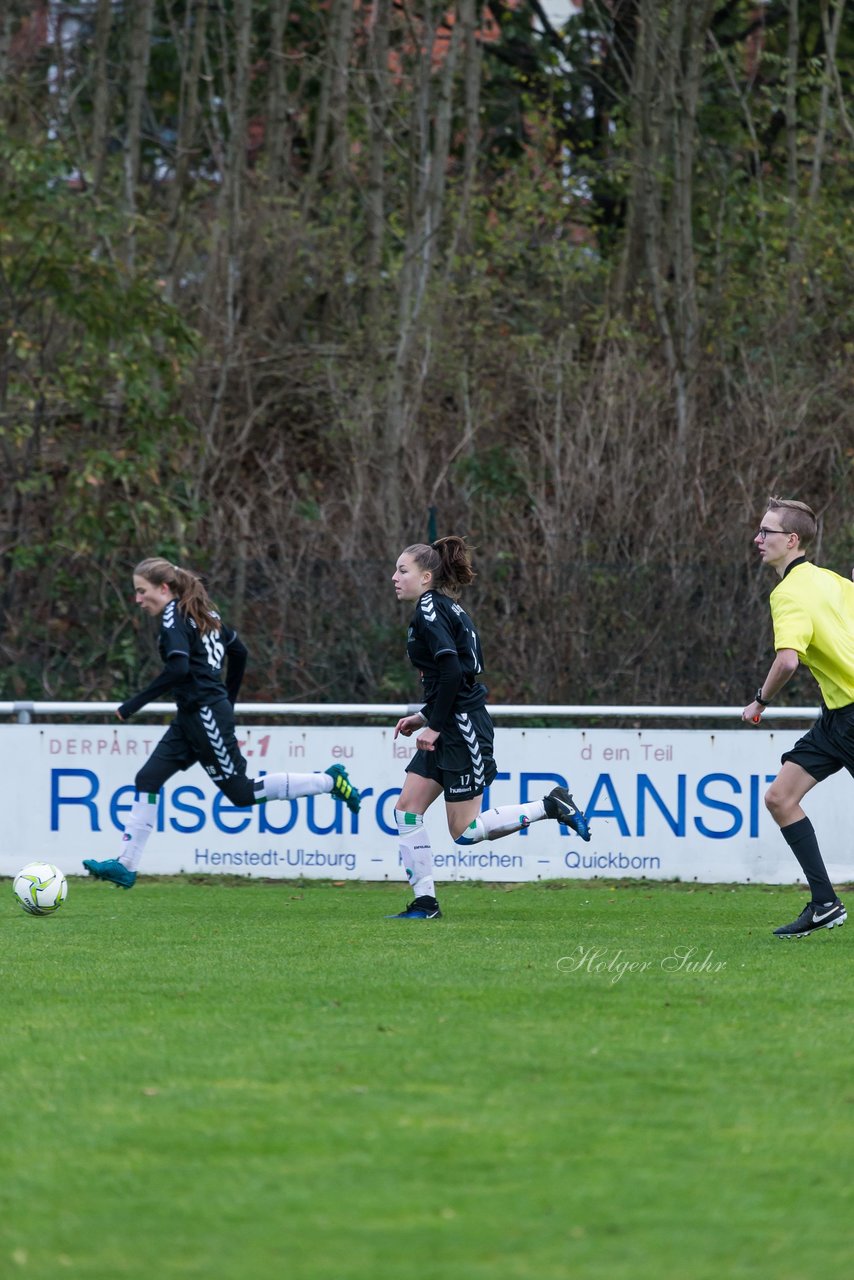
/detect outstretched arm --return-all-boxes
[117,653,191,720]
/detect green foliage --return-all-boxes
[454,446,525,502]
[0,1,853,706]
[0,136,199,698]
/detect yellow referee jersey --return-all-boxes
[770,560,854,708]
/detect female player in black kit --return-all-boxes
[388,536,590,919]
[83,557,360,889]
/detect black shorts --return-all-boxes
[135,698,254,805]
[405,705,498,802]
[780,703,854,782]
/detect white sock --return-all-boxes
[461,800,547,844]
[118,795,157,871]
[253,772,333,802]
[395,809,435,900]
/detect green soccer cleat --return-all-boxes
[82,858,137,889]
[325,764,361,814]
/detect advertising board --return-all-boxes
[3,723,850,884]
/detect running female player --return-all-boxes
[388,536,590,919]
[83,557,360,888]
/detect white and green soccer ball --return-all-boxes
[13,862,68,916]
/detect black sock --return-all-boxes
[780,817,836,903]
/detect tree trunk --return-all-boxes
[90,0,113,193]
[302,2,336,205]
[123,0,155,268]
[446,0,482,265]
[810,0,849,203]
[365,0,391,333]
[820,0,854,146]
[199,0,252,456]
[785,0,801,319]
[329,0,354,190]
[164,0,208,298]
[265,0,293,188]
[621,0,715,457]
[383,1,462,535]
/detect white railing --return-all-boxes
[0,701,820,724]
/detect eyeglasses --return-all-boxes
[756,527,790,540]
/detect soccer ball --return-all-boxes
[13,862,68,916]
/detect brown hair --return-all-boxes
[133,557,221,636]
[403,535,476,601]
[767,497,817,547]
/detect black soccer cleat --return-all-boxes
[773,899,846,938]
[543,786,591,842]
[385,896,442,920]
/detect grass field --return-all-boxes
[1,877,852,1280]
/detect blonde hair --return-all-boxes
[767,497,817,546]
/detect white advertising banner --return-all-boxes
[2,723,852,884]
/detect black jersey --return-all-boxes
[157,601,242,709]
[119,600,248,718]
[407,591,488,728]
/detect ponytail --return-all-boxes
[133,557,221,635]
[403,536,476,600]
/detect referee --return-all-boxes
[743,497,851,938]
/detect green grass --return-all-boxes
[1,878,852,1280]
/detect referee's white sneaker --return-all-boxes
[773,899,846,938]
